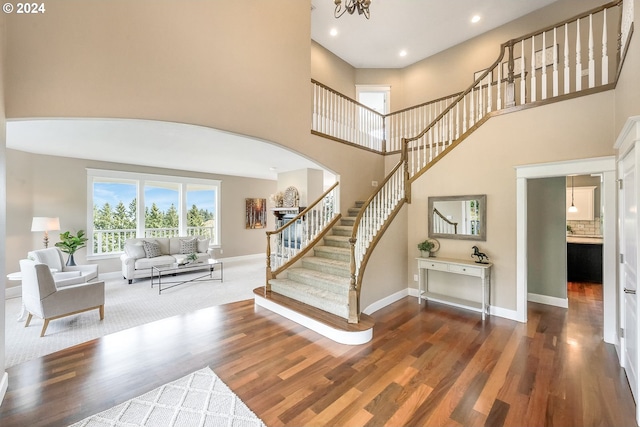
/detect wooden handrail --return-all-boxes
[311,79,384,116]
[433,207,458,234]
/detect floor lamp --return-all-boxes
[31,217,60,248]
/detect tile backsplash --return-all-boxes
[567,219,601,236]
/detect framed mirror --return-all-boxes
[428,194,486,241]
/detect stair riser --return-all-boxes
[302,259,350,277]
[341,218,355,226]
[323,237,351,249]
[314,248,351,262]
[285,271,349,295]
[332,227,352,237]
[270,283,348,319]
[348,208,361,216]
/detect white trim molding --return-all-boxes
[515,156,617,341]
[528,292,569,308]
[363,288,409,315]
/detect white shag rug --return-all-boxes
[69,366,266,427]
[4,257,263,367]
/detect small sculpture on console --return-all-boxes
[471,245,489,264]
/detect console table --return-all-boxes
[417,257,492,320]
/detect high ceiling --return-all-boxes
[311,0,559,68]
[7,1,561,180]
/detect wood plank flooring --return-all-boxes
[0,282,635,426]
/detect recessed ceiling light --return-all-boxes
[399,50,407,57]
[330,28,338,36]
[471,15,481,24]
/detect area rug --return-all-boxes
[69,367,266,427]
[4,257,264,367]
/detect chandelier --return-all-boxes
[334,0,371,19]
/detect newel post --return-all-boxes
[348,237,359,323]
[265,231,273,292]
[402,138,411,203]
[505,40,516,108]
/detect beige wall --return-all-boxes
[5,149,277,286]
[615,0,640,135]
[408,90,615,311]
[311,41,356,98]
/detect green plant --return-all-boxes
[55,230,89,255]
[417,240,434,252]
[566,224,573,234]
[187,252,198,262]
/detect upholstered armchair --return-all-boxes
[28,247,98,282]
[19,259,105,337]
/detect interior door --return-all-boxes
[621,146,638,402]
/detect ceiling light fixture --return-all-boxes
[330,28,338,36]
[568,176,578,213]
[334,0,371,19]
[399,50,407,57]
[471,15,481,23]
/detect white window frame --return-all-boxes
[87,168,221,259]
[355,85,391,114]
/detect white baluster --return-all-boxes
[455,101,460,140]
[463,95,467,133]
[564,24,570,94]
[576,19,582,91]
[470,86,475,127]
[552,28,558,97]
[602,8,609,85]
[531,36,537,102]
[541,32,547,100]
[520,42,526,104]
[588,14,595,88]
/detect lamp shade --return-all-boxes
[31,217,60,232]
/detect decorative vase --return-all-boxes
[66,253,76,266]
[420,251,430,258]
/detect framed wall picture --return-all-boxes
[245,198,267,229]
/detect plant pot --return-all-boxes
[66,253,76,266]
[420,251,431,258]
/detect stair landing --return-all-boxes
[253,287,374,345]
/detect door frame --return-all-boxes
[515,156,617,344]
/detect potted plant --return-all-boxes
[417,239,434,258]
[55,230,89,266]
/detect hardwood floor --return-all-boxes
[0,282,635,426]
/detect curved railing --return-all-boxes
[265,182,341,288]
[348,145,408,322]
[343,0,631,323]
[433,208,458,234]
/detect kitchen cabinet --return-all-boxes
[566,186,596,220]
[567,242,602,283]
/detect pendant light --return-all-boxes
[568,176,578,213]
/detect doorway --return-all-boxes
[515,157,617,343]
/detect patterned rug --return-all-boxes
[69,367,266,427]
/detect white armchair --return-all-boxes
[19,259,105,337]
[28,247,98,282]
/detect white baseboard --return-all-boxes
[363,288,410,315]
[0,371,8,407]
[490,305,521,322]
[528,292,568,308]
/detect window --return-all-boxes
[88,169,220,257]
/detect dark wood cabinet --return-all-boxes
[567,243,602,283]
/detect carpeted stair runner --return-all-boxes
[269,202,363,320]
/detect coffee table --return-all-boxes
[151,258,223,295]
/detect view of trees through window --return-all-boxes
[90,175,218,255]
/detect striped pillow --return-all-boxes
[180,238,197,254]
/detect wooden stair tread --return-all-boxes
[253,287,374,332]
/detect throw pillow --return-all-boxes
[197,238,210,254]
[180,238,197,254]
[124,242,146,259]
[142,240,162,258]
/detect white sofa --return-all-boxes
[121,236,213,283]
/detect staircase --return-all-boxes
[257,0,632,344]
[269,203,360,319]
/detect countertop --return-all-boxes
[567,235,603,244]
